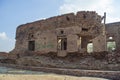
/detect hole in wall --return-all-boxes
[57,37,67,50]
[31,34,34,38]
[66,16,70,21]
[87,43,93,53]
[61,30,64,34]
[28,41,35,51]
[107,41,116,52]
[82,28,88,31]
[83,14,86,19]
[28,33,34,39]
[108,37,113,40]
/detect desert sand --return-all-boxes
[0,66,109,80]
[0,74,109,80]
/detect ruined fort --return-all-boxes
[8,11,120,68]
[0,11,120,79]
[10,11,119,56]
[11,11,106,56]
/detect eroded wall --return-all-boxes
[11,11,104,55]
[106,22,120,51]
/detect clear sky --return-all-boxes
[0,0,120,52]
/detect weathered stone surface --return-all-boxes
[106,22,120,51]
[1,11,120,79]
[15,52,120,71]
[11,11,104,56]
[0,52,8,59]
[93,34,107,52]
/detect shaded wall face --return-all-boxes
[35,30,57,53]
[92,34,107,52]
[67,34,78,52]
[92,23,120,52]
[106,23,120,51]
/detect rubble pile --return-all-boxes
[13,52,120,71]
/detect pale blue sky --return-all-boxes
[0,0,120,52]
[0,0,63,52]
[0,0,63,37]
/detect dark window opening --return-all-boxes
[83,14,86,19]
[28,33,34,39]
[58,37,67,50]
[61,30,64,34]
[31,34,34,38]
[28,41,35,51]
[17,54,20,58]
[63,39,67,50]
[66,16,70,21]
[82,28,88,31]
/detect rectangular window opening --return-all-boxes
[77,36,81,51]
[57,37,67,50]
[28,41,35,51]
[87,42,93,53]
[82,28,88,31]
[107,41,116,52]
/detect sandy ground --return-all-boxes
[0,66,109,80]
[0,74,109,80]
